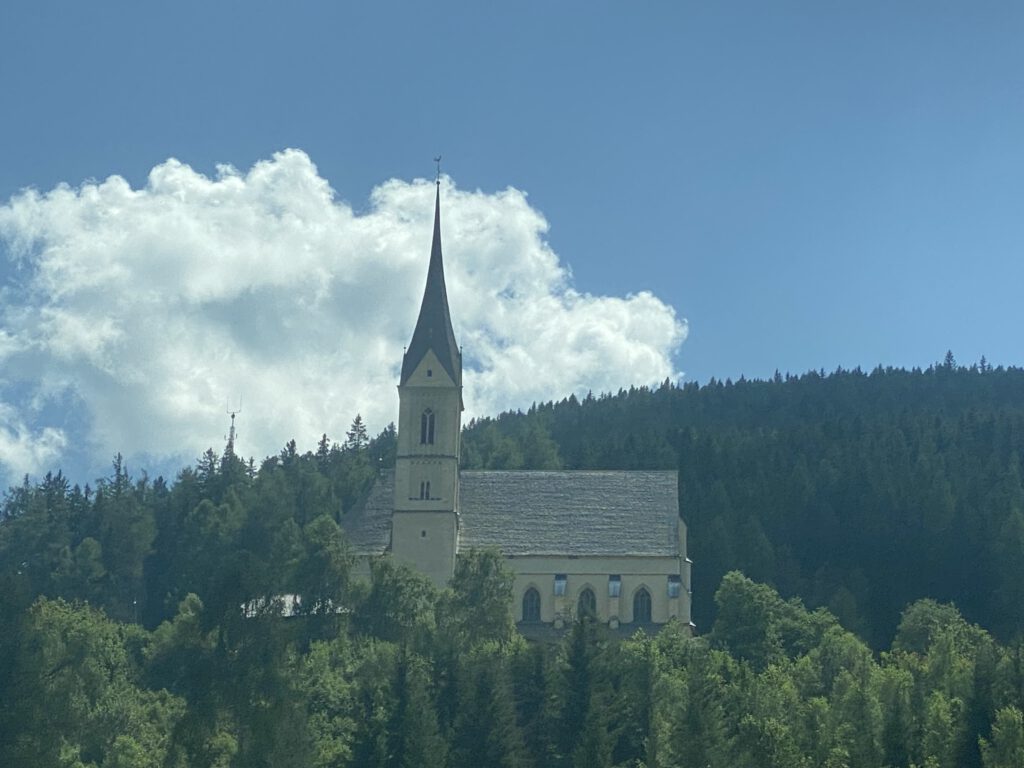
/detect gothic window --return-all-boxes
[668,575,681,598]
[420,409,435,445]
[633,587,652,623]
[608,575,621,598]
[554,574,567,596]
[578,588,597,619]
[522,588,541,622]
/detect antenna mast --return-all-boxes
[225,398,242,450]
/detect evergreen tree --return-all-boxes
[980,706,1024,768]
[451,653,529,768]
[344,415,369,451]
[439,548,515,649]
[392,654,447,768]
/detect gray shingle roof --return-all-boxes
[460,470,680,556]
[340,469,681,558]
[339,472,394,555]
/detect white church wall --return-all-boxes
[391,511,459,587]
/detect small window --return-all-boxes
[578,588,597,619]
[522,588,541,622]
[668,575,681,598]
[421,530,427,538]
[420,409,435,445]
[419,481,431,500]
[427,369,433,377]
[554,574,567,596]
[608,575,621,598]
[633,587,652,623]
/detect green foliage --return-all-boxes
[353,556,437,650]
[439,548,516,649]
[3,598,185,768]
[393,654,447,768]
[980,706,1024,768]
[460,362,1024,647]
[4,553,1024,768]
[450,651,529,768]
[711,571,838,670]
[5,368,1024,766]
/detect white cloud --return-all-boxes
[0,150,687,482]
[0,404,67,480]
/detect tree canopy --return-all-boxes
[3,364,1024,766]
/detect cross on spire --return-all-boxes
[434,155,442,186]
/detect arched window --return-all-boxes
[419,481,431,500]
[578,587,597,619]
[420,409,435,445]
[522,588,541,623]
[633,587,652,623]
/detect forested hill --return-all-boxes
[461,357,1024,647]
[3,360,1024,766]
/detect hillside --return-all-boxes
[461,356,1024,647]
[3,361,1024,766]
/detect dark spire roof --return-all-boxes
[401,183,461,385]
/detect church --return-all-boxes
[341,181,693,632]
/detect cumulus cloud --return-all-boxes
[0,150,686,482]
[0,404,67,480]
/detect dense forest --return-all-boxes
[462,355,1024,648]
[2,356,1024,767]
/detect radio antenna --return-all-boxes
[225,397,242,452]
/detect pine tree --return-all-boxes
[392,655,447,768]
[451,655,529,768]
[345,415,369,451]
[980,706,1024,768]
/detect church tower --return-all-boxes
[391,181,463,586]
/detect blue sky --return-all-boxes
[1,1,1022,483]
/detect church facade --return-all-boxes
[342,183,692,631]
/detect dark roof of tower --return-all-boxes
[401,184,461,385]
[340,469,682,558]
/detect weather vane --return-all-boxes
[434,155,442,185]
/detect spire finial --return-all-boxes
[434,155,442,186]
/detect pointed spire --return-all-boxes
[401,182,461,385]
